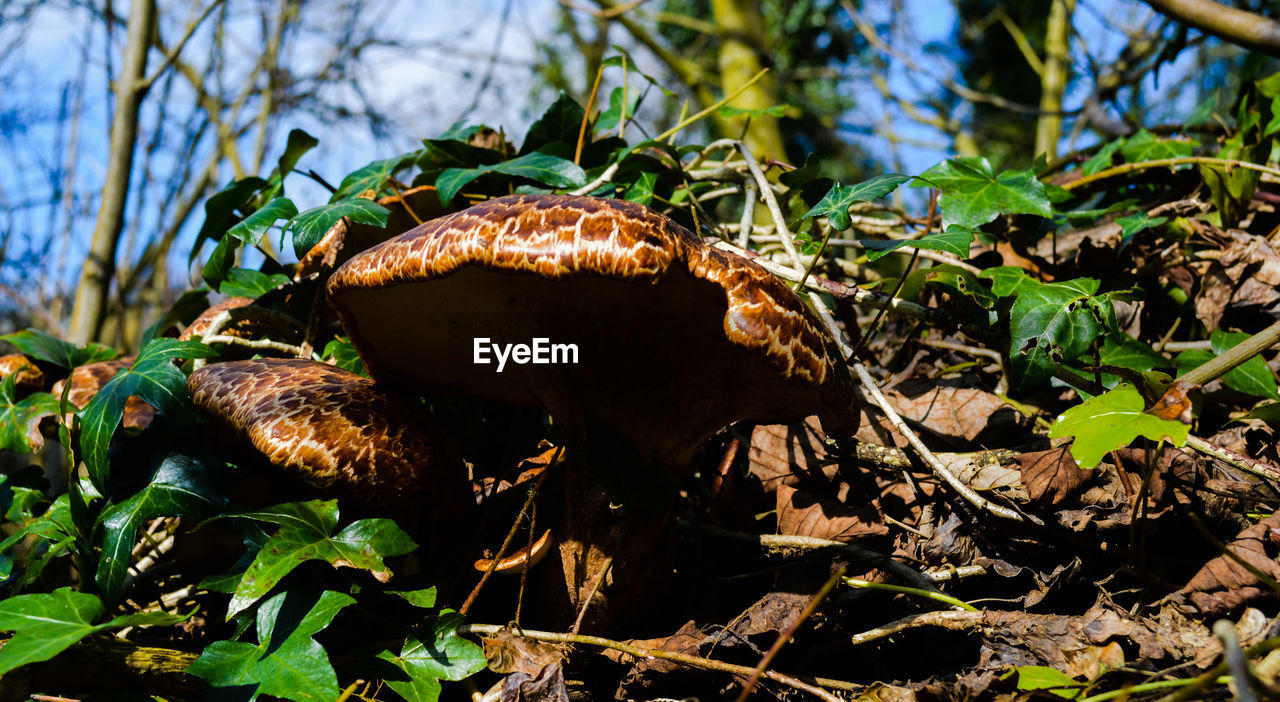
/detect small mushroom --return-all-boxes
[296,185,454,280]
[187,358,468,507]
[51,357,155,430]
[326,194,858,624]
[0,353,45,398]
[179,297,254,341]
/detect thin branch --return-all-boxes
[1143,0,1280,57]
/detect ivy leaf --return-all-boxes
[332,153,419,201]
[376,611,487,702]
[522,92,585,153]
[921,264,997,309]
[1211,331,1280,399]
[1119,129,1197,163]
[188,589,355,702]
[437,152,587,206]
[388,586,438,608]
[192,177,270,263]
[1115,213,1168,245]
[220,268,291,298]
[0,329,115,370]
[0,372,59,453]
[1007,278,1104,391]
[861,226,975,262]
[96,447,228,602]
[227,197,298,245]
[1081,138,1124,176]
[980,266,1039,298]
[596,87,641,134]
[0,587,186,676]
[78,339,218,491]
[622,170,658,206]
[1012,665,1082,698]
[1101,335,1173,373]
[1048,384,1190,469]
[800,173,913,230]
[225,500,416,619]
[274,129,319,185]
[201,235,240,288]
[322,336,368,377]
[290,199,392,258]
[916,157,1052,229]
[0,494,77,593]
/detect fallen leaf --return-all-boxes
[1018,446,1092,505]
[1177,514,1280,615]
[776,483,887,541]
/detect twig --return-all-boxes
[734,567,846,702]
[654,68,771,142]
[1064,157,1280,193]
[1185,436,1280,481]
[737,180,757,248]
[456,624,862,696]
[1213,619,1259,702]
[848,609,984,646]
[1177,319,1280,388]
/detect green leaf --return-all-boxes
[227,197,298,245]
[979,266,1039,298]
[621,170,658,206]
[1115,213,1168,244]
[0,587,185,676]
[193,177,271,262]
[596,87,641,134]
[188,589,355,702]
[800,173,913,230]
[275,129,319,183]
[522,92,586,153]
[220,268,291,299]
[436,152,587,205]
[1013,665,1082,698]
[1081,138,1124,176]
[1119,129,1197,163]
[0,329,115,370]
[1007,278,1104,391]
[916,157,1052,229]
[1100,336,1173,373]
[321,336,368,377]
[921,264,997,309]
[0,372,59,453]
[332,153,419,201]
[1048,384,1190,469]
[78,339,218,490]
[1187,96,1218,126]
[861,226,975,262]
[1240,401,1280,426]
[226,500,416,618]
[1211,331,1280,400]
[376,611,487,702]
[201,235,240,288]
[388,586,438,608]
[290,199,392,258]
[96,448,227,602]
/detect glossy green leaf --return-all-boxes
[0,329,115,370]
[1100,336,1173,373]
[1115,213,1168,244]
[921,264,997,309]
[1049,384,1190,469]
[193,177,270,262]
[201,234,240,288]
[96,448,227,602]
[916,157,1052,229]
[274,129,319,183]
[0,587,185,676]
[1211,331,1280,400]
[861,226,975,262]
[1013,665,1081,698]
[226,500,416,618]
[597,87,641,134]
[0,372,59,453]
[522,92,585,153]
[979,266,1038,298]
[290,199,392,258]
[801,173,913,230]
[322,336,368,377]
[376,611,487,702]
[188,589,354,701]
[1081,138,1124,176]
[227,197,297,245]
[622,170,658,206]
[78,339,218,490]
[436,152,587,205]
[1119,129,1196,163]
[1007,278,1103,392]
[332,153,419,201]
[220,268,291,299]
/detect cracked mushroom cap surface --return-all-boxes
[327,193,857,466]
[187,358,464,502]
[0,354,45,398]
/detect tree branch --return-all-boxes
[1143,0,1280,57]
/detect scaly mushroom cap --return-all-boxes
[327,194,857,466]
[0,354,45,398]
[179,297,254,341]
[51,357,155,429]
[187,358,464,502]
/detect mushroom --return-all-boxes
[51,357,155,430]
[0,353,46,398]
[187,358,469,509]
[325,194,857,623]
[179,297,254,341]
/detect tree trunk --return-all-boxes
[1035,0,1074,161]
[710,0,789,164]
[68,0,156,345]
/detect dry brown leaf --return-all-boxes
[748,418,840,495]
[1018,446,1092,505]
[498,663,569,702]
[1177,513,1280,615]
[482,630,567,676]
[776,482,887,541]
[884,381,1025,443]
[1195,230,1280,328]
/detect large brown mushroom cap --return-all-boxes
[187,358,463,502]
[0,353,45,398]
[327,194,857,466]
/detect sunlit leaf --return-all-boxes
[376,611,487,702]
[801,173,913,230]
[860,226,975,262]
[290,199,391,258]
[916,157,1051,229]
[1049,384,1190,469]
[0,329,115,370]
